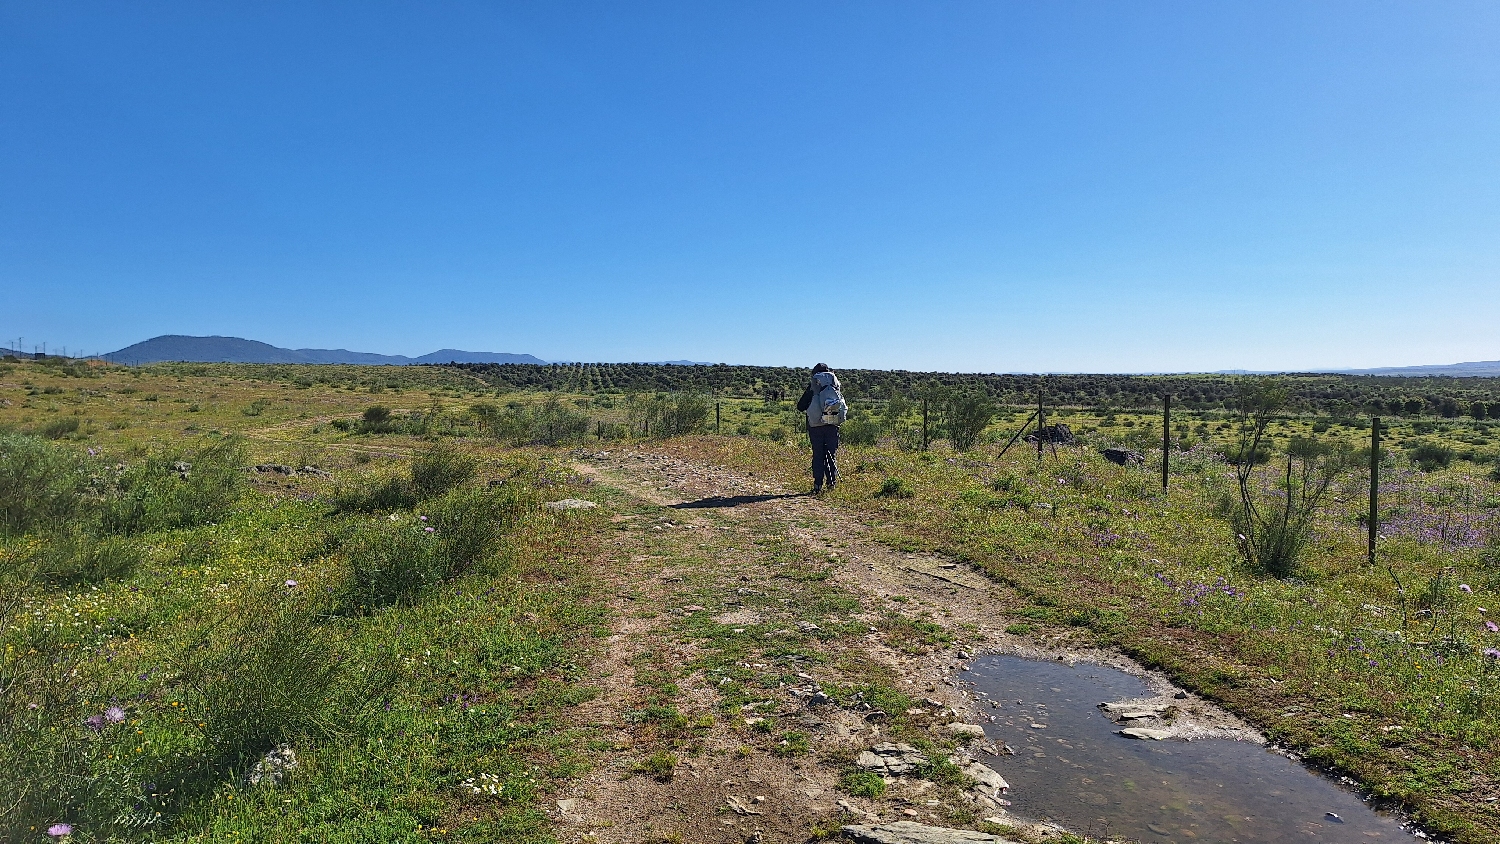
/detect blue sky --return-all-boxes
[3,2,1497,372]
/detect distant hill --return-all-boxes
[1331,360,1500,377]
[105,335,546,366]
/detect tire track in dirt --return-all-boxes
[552,447,1264,844]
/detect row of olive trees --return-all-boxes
[468,392,713,446]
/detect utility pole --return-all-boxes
[1162,394,1172,490]
[715,401,721,434]
[1369,417,1381,566]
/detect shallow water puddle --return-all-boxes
[961,656,1415,843]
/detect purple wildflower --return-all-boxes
[284,579,298,587]
[84,715,105,731]
[47,824,72,837]
[87,447,98,456]
[1460,584,1472,594]
[424,527,434,533]
[419,515,428,521]
[1485,648,1500,660]
[104,706,125,724]
[1486,621,1499,633]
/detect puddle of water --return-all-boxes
[960,656,1414,843]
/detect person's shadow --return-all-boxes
[670,493,803,509]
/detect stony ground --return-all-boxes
[546,446,1258,844]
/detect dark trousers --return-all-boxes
[809,424,840,489]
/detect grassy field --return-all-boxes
[665,434,1500,841]
[0,359,610,843]
[3,355,1499,841]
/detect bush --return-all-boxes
[943,392,998,452]
[343,486,527,607]
[840,770,887,798]
[98,438,247,535]
[1408,441,1455,472]
[486,397,591,446]
[39,417,81,439]
[409,441,478,498]
[168,588,345,804]
[0,593,93,835]
[362,406,391,424]
[30,532,145,586]
[841,416,881,446]
[0,432,87,536]
[341,518,445,608]
[875,478,915,499]
[532,396,592,445]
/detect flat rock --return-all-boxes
[945,722,987,738]
[842,821,1022,844]
[544,499,598,510]
[855,743,929,774]
[1118,727,1175,741]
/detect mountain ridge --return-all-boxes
[104,335,546,366]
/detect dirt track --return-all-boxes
[546,446,1259,844]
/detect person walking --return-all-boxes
[796,363,847,494]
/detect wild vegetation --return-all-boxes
[3,354,1500,841]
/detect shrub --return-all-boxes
[39,417,81,439]
[1231,382,1350,578]
[1408,441,1455,472]
[362,405,391,424]
[0,591,93,835]
[943,391,998,452]
[875,478,915,499]
[98,438,247,535]
[409,441,478,498]
[342,517,446,607]
[841,416,881,446]
[0,432,87,536]
[840,770,887,798]
[424,485,532,573]
[30,532,145,586]
[168,588,344,801]
[636,750,678,781]
[531,396,592,445]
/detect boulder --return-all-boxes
[957,759,1010,797]
[945,722,987,739]
[842,821,1023,844]
[1101,448,1145,466]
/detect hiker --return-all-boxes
[796,363,847,494]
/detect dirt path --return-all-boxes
[549,446,1259,844]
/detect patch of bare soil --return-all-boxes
[553,447,1258,844]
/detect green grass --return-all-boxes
[0,362,612,842]
[673,432,1500,843]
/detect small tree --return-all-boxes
[1231,380,1350,577]
[943,391,998,452]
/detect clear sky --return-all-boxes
[3,2,1497,372]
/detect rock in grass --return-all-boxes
[1101,447,1145,466]
[842,820,1023,844]
[945,722,987,739]
[544,499,598,511]
[248,744,298,786]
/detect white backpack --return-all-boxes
[812,373,847,426]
